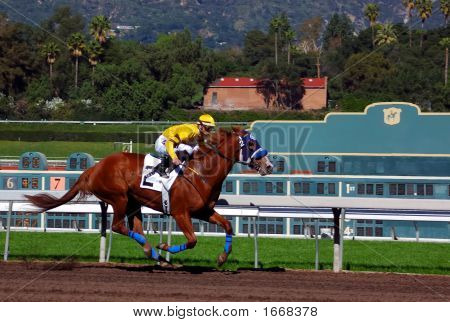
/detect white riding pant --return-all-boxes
[155,135,196,156]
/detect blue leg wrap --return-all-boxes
[150,248,160,261]
[167,243,188,254]
[224,234,232,253]
[128,231,147,246]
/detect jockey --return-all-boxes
[155,114,216,176]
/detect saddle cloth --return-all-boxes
[140,154,182,214]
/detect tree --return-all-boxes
[299,16,324,77]
[256,62,304,110]
[441,0,450,26]
[284,28,296,65]
[86,41,103,85]
[402,0,416,47]
[67,32,85,88]
[270,16,282,66]
[89,15,111,45]
[364,3,380,48]
[375,23,398,46]
[269,13,290,66]
[342,52,395,93]
[439,37,450,86]
[0,14,39,96]
[41,42,60,79]
[323,14,355,50]
[243,30,272,66]
[41,6,85,41]
[415,0,433,48]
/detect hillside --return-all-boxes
[0,0,446,47]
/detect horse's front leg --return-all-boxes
[208,211,233,266]
[157,212,197,254]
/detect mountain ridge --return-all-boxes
[0,0,446,47]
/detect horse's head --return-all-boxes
[232,127,273,176]
[202,127,273,176]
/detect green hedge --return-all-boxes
[0,131,160,143]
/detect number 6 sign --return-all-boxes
[50,177,66,191]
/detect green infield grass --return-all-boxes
[1,232,448,275]
[0,141,151,159]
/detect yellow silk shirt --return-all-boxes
[162,124,200,160]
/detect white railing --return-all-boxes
[1,190,449,271]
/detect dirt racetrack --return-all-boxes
[0,261,448,301]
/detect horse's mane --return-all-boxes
[194,128,238,160]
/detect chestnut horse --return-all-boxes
[26,128,272,266]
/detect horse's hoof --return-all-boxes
[217,252,229,267]
[158,260,174,269]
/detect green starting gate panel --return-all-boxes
[66,152,95,171]
[19,152,48,170]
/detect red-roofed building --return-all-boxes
[203,77,327,110]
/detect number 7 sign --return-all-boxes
[50,177,66,191]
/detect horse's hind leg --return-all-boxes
[208,211,233,266]
[157,212,197,254]
[110,195,163,263]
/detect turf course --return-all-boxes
[1,231,448,275]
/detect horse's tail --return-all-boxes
[25,167,94,212]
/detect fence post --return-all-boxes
[253,211,259,269]
[166,217,173,262]
[3,201,13,262]
[332,208,342,273]
[106,213,114,262]
[99,202,108,263]
[339,209,346,271]
[315,219,319,271]
[414,221,419,242]
[158,215,164,256]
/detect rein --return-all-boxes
[203,138,248,165]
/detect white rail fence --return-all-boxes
[1,190,449,271]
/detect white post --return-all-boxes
[106,213,114,262]
[129,140,133,153]
[253,214,259,269]
[200,220,204,236]
[99,202,108,263]
[165,217,172,262]
[158,215,163,255]
[339,209,346,271]
[332,208,341,273]
[414,221,419,242]
[3,201,13,261]
[315,219,319,271]
[42,212,46,232]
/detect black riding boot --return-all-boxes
[158,155,170,178]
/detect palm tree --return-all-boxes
[364,3,380,47]
[270,16,283,65]
[86,41,103,85]
[415,0,433,48]
[284,28,296,65]
[402,0,416,47]
[89,15,111,45]
[67,32,85,88]
[41,42,60,79]
[375,23,398,46]
[439,37,450,86]
[441,0,449,26]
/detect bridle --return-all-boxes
[203,138,249,165]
